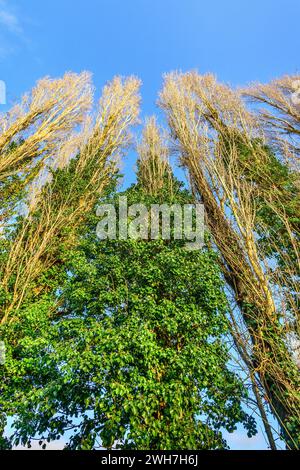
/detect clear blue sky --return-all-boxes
[1,0,299,186]
[1,0,299,113]
[1,0,298,449]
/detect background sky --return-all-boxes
[1,0,299,109]
[1,0,298,449]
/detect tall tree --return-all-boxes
[0,74,141,445]
[0,74,140,325]
[159,72,300,448]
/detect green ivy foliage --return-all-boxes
[0,174,256,450]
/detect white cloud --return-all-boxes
[0,10,21,34]
[0,1,22,34]
[0,1,24,61]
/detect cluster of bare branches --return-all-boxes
[0,72,93,224]
[0,74,141,325]
[137,116,173,195]
[242,75,300,170]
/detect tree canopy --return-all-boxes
[0,71,299,450]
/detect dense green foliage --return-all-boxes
[0,173,255,449]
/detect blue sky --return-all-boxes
[1,0,299,186]
[1,0,298,449]
[0,0,299,106]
